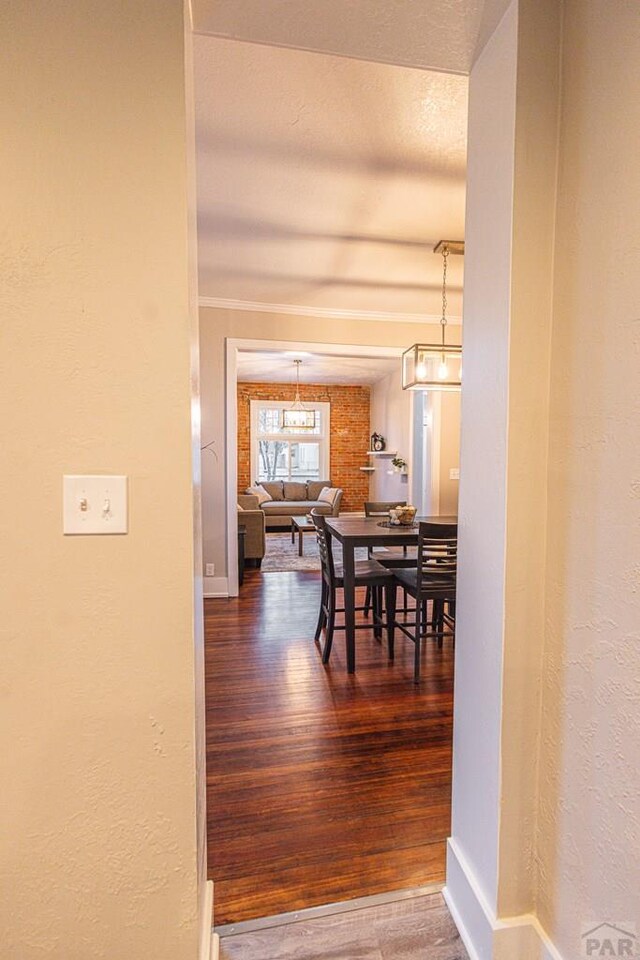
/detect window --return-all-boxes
[250,400,330,483]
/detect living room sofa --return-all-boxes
[246,480,343,531]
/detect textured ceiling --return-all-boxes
[192,0,511,75]
[195,38,467,317]
[237,352,399,385]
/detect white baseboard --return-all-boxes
[444,838,564,960]
[203,576,229,598]
[443,839,492,960]
[199,880,214,960]
[211,932,220,960]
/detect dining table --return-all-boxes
[324,515,458,673]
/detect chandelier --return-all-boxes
[402,240,463,391]
[282,360,317,430]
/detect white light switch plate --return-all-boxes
[449,468,460,480]
[63,475,128,535]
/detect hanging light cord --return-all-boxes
[440,243,449,355]
[293,359,302,407]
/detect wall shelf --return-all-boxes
[359,466,376,472]
[366,451,397,458]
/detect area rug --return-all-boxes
[261,532,321,572]
[261,532,368,573]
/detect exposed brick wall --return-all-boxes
[237,382,371,513]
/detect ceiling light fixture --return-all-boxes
[283,359,317,430]
[402,240,464,391]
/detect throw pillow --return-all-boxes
[259,480,285,501]
[318,486,339,506]
[247,484,272,505]
[307,479,331,500]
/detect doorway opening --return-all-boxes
[203,336,461,925]
[226,338,415,590]
[194,16,467,935]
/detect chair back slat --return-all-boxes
[311,509,336,586]
[417,521,458,593]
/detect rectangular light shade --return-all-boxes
[282,409,317,429]
[402,343,462,391]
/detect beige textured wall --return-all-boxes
[199,307,461,585]
[538,2,640,953]
[0,4,202,959]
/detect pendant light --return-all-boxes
[282,359,317,429]
[402,240,463,391]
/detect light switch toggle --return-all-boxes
[63,476,128,535]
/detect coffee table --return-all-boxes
[291,515,316,556]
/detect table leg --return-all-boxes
[342,539,356,673]
[298,527,304,556]
[291,519,295,545]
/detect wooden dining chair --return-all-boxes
[388,520,458,683]
[311,511,396,666]
[363,501,415,616]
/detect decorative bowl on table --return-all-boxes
[395,505,417,526]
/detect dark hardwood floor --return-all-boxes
[205,570,454,926]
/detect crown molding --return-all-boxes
[198,297,462,325]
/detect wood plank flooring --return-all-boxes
[205,570,454,926]
[219,892,468,960]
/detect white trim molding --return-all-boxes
[226,341,240,597]
[199,296,462,326]
[200,880,215,960]
[444,838,565,960]
[203,576,229,599]
[250,398,331,486]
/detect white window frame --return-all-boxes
[249,399,331,485]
